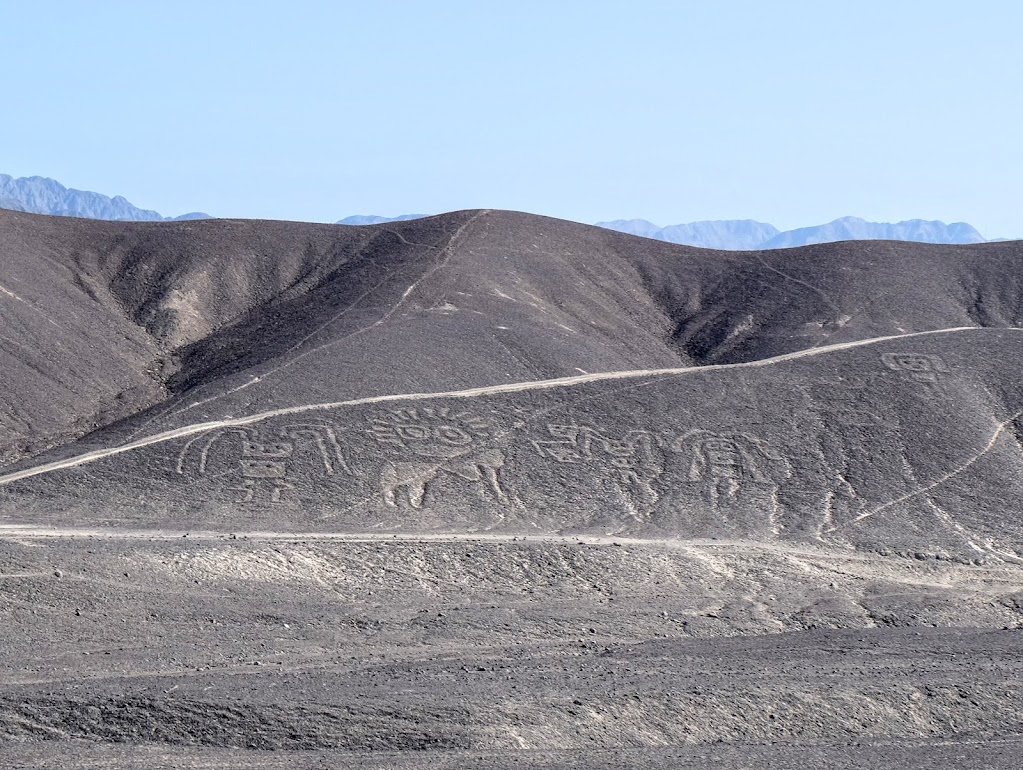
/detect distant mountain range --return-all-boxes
[0,174,209,222]
[342,213,1000,249]
[597,216,991,249]
[0,173,1009,248]
[336,214,426,226]
[597,218,782,250]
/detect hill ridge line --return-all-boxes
[0,325,1002,487]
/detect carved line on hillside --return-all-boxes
[368,407,507,510]
[175,424,351,503]
[848,407,1023,526]
[752,254,842,313]
[0,282,62,330]
[0,325,1007,488]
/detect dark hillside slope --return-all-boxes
[631,237,1023,365]
[158,209,688,411]
[0,209,472,462]
[0,209,687,464]
[4,326,1023,561]
[0,214,165,464]
[2,207,1023,467]
[101,214,1023,441]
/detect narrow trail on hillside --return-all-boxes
[0,526,946,565]
[0,526,1007,564]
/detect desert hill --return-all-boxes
[3,207,1023,766]
[5,208,1023,556]
[3,206,1023,470]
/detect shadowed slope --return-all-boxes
[3,207,1023,466]
[0,209,686,463]
[631,237,1023,365]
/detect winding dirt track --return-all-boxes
[0,526,974,568]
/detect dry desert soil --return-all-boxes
[2,208,1023,767]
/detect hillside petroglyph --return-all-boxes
[882,352,950,383]
[176,424,349,502]
[532,424,664,518]
[283,425,349,474]
[368,407,493,455]
[230,478,294,503]
[380,450,508,509]
[672,430,791,521]
[369,408,507,509]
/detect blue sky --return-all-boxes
[4,1,1021,236]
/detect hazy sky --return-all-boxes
[5,1,1021,236]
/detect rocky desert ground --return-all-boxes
[3,208,1023,767]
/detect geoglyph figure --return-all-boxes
[177,424,348,503]
[368,408,507,509]
[532,424,663,518]
[881,352,949,383]
[673,430,790,508]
